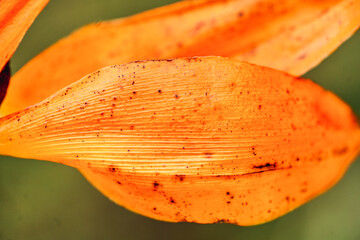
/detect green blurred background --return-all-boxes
[1,0,359,239]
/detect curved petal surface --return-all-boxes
[0,57,358,225]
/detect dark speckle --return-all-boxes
[153,181,160,191]
[169,197,176,204]
[253,162,277,169]
[158,90,162,93]
[109,167,116,172]
[174,94,179,98]
[133,91,136,94]
[333,146,348,156]
[175,175,185,182]
[251,147,256,156]
[298,53,307,60]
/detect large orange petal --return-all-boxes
[1,0,359,115]
[0,0,48,71]
[0,57,358,225]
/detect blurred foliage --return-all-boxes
[0,0,359,239]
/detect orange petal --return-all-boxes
[0,0,48,71]
[1,0,359,115]
[0,57,358,225]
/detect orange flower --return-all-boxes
[0,0,359,226]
